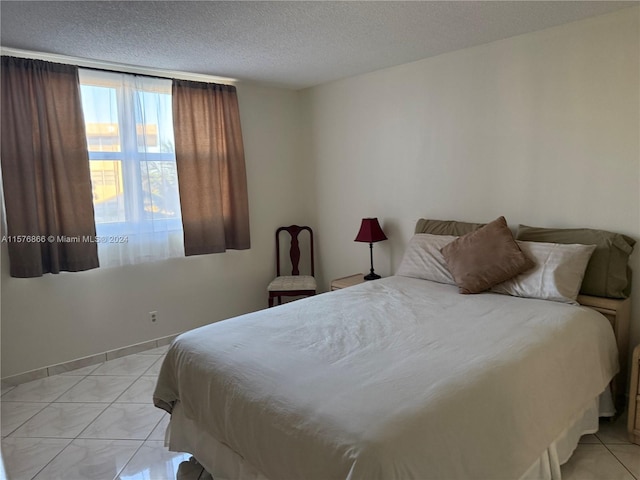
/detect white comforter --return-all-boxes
[153,276,618,480]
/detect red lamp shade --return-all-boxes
[355,218,387,243]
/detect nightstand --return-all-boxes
[331,274,365,291]
[628,344,640,444]
[577,295,631,410]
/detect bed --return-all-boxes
[153,218,633,480]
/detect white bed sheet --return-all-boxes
[154,276,618,480]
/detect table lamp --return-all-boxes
[355,218,388,280]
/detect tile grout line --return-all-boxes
[596,420,638,480]
[114,412,167,479]
[111,440,147,480]
[600,442,638,479]
[6,402,111,440]
[1,374,87,438]
[75,357,150,439]
[26,437,74,480]
[59,401,112,440]
[196,466,206,479]
[46,375,86,403]
[1,402,49,438]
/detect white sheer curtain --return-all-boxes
[79,69,184,267]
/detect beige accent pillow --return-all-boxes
[491,241,596,304]
[396,234,457,285]
[440,216,534,294]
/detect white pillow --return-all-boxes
[396,234,457,285]
[490,241,596,304]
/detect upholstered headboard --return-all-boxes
[414,218,485,236]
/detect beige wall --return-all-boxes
[0,83,310,377]
[301,8,640,356]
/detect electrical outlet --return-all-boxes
[149,311,158,323]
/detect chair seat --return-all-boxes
[268,275,316,292]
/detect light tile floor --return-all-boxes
[1,346,638,479]
[0,346,212,480]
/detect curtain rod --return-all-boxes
[0,47,237,85]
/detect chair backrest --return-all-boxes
[276,225,314,277]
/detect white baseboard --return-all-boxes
[1,333,181,387]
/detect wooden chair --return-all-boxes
[268,225,316,307]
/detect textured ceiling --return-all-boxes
[1,1,637,89]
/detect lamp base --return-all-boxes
[364,272,381,281]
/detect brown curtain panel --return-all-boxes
[1,56,98,277]
[172,80,250,255]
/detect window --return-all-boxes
[79,69,184,267]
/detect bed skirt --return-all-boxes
[165,389,614,480]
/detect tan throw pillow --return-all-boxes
[441,216,534,294]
